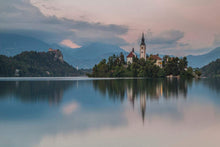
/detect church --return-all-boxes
[126,33,162,68]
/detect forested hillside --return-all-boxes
[0,51,81,77]
[201,59,220,77]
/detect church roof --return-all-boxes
[150,55,162,60]
[127,51,136,58]
[140,32,146,46]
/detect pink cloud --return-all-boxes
[31,0,220,55]
[60,39,81,49]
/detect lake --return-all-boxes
[0,77,220,147]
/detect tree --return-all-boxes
[195,69,202,77]
[90,52,193,78]
[119,52,125,65]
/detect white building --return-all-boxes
[149,55,163,68]
[126,48,136,64]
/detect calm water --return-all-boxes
[0,78,220,147]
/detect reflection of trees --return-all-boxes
[93,80,127,102]
[93,78,191,122]
[163,78,192,98]
[93,79,190,101]
[0,81,75,104]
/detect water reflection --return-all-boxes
[0,78,220,147]
[0,81,75,104]
[201,78,220,94]
[93,78,192,122]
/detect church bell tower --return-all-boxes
[140,33,146,60]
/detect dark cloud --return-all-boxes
[146,30,187,50]
[150,30,184,45]
[0,0,129,46]
[142,30,190,55]
[179,43,189,47]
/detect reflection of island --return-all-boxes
[0,81,75,104]
[93,78,192,122]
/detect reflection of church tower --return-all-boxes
[140,33,146,60]
[127,87,135,109]
[140,93,146,123]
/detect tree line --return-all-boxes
[88,53,201,78]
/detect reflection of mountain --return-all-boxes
[93,78,192,122]
[201,78,220,94]
[0,81,75,104]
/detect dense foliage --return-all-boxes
[0,51,82,77]
[201,58,220,77]
[88,53,196,78]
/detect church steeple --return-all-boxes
[140,32,146,60]
[141,32,145,46]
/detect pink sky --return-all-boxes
[12,0,219,55]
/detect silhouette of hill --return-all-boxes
[187,47,220,68]
[201,58,220,77]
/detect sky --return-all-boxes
[0,0,220,56]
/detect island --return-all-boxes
[88,33,201,78]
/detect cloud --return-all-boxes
[60,39,81,49]
[0,0,129,46]
[144,30,189,55]
[150,30,184,45]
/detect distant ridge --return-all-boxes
[187,47,220,68]
[62,42,128,69]
[1,33,220,69]
[0,33,49,56]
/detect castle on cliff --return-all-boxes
[48,48,64,63]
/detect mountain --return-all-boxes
[200,58,220,77]
[0,33,50,56]
[187,47,220,68]
[0,33,128,69]
[61,43,128,69]
[0,50,81,77]
[1,33,220,69]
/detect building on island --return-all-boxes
[126,48,136,64]
[149,55,163,68]
[126,32,146,64]
[126,32,162,68]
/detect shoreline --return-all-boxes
[0,76,149,81]
[0,76,208,81]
